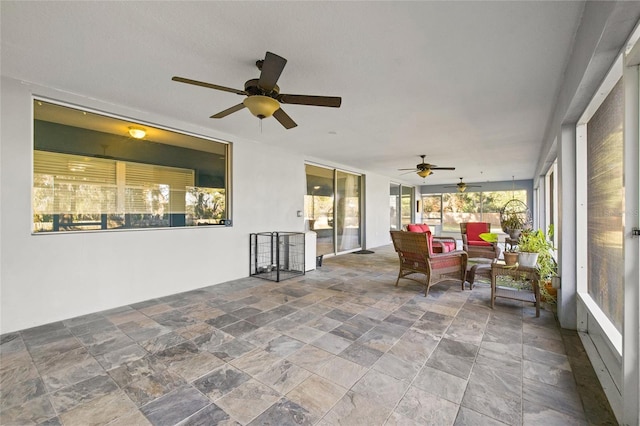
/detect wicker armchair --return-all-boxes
[460,222,501,260]
[390,231,468,296]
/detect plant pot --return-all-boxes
[504,252,519,266]
[518,252,538,268]
[542,281,557,302]
[508,229,522,240]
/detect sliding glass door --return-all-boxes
[336,170,361,252]
[305,164,361,256]
[390,183,414,230]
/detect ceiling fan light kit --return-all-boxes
[243,95,280,119]
[444,177,482,192]
[417,169,432,178]
[172,51,341,129]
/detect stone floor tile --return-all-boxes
[311,332,352,355]
[193,329,235,352]
[284,325,326,343]
[310,355,368,389]
[0,376,47,411]
[321,390,395,426]
[461,379,522,425]
[211,338,256,361]
[425,338,479,380]
[286,374,347,420]
[247,397,315,426]
[413,365,468,404]
[140,385,210,426]
[193,364,251,400]
[454,406,508,426]
[523,400,590,426]
[0,351,40,389]
[94,342,148,370]
[350,369,410,409]
[395,385,460,425]
[154,341,225,382]
[58,390,139,425]
[286,344,333,371]
[215,379,281,424]
[264,335,305,357]
[523,359,578,390]
[522,377,586,420]
[179,403,240,426]
[49,373,118,413]
[0,394,56,425]
[255,358,312,394]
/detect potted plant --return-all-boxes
[502,212,526,240]
[503,247,519,266]
[517,226,557,301]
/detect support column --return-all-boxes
[557,124,577,329]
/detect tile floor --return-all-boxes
[0,244,617,425]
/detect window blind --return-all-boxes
[587,78,624,333]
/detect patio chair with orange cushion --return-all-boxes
[460,222,501,260]
[390,230,467,296]
[406,223,457,253]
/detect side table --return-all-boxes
[490,262,540,317]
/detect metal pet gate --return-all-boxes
[250,232,305,282]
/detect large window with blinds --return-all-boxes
[33,99,229,232]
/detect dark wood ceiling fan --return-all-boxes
[398,155,455,178]
[172,51,341,129]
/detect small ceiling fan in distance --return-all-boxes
[445,177,482,192]
[398,155,455,178]
[172,51,342,129]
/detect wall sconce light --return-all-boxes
[128,127,146,139]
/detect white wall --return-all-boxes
[364,172,393,249]
[0,77,399,334]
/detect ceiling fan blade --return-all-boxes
[172,76,246,95]
[210,103,246,119]
[273,108,297,129]
[431,167,456,170]
[258,52,287,92]
[398,168,418,171]
[278,94,342,108]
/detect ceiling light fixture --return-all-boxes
[417,169,432,178]
[128,127,146,139]
[243,96,280,119]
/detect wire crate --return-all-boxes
[250,232,305,282]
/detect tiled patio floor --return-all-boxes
[0,245,616,425]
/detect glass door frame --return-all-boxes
[305,163,363,257]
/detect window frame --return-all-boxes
[32,97,231,234]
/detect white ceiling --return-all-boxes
[1,1,587,185]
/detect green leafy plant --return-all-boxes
[519,226,557,303]
[502,212,525,231]
[479,232,498,243]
